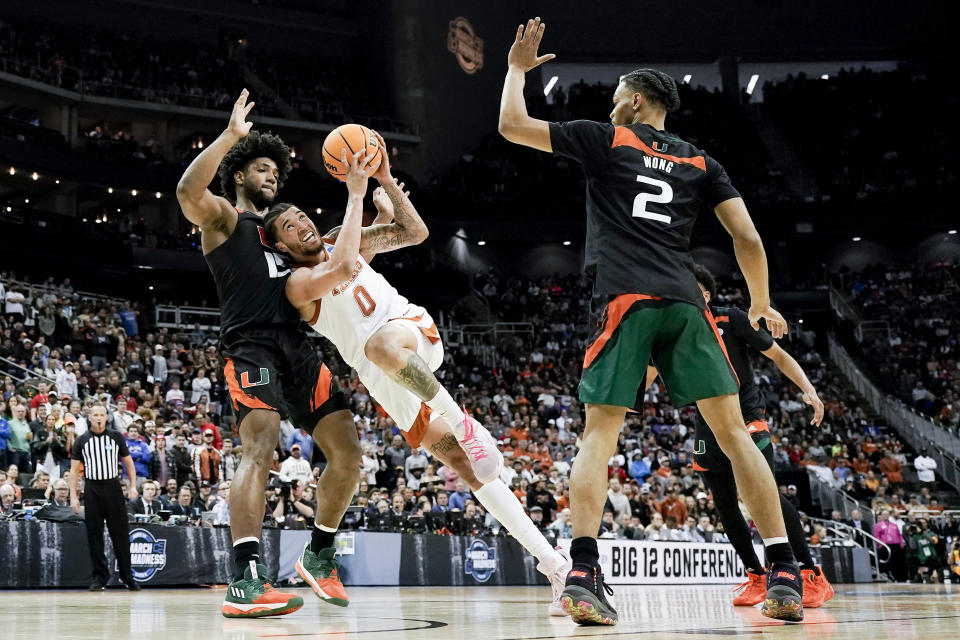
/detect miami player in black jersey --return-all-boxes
[646,264,834,609]
[499,18,803,622]
[176,90,367,617]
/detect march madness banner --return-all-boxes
[558,539,766,585]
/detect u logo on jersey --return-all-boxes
[240,368,270,388]
[694,440,706,455]
[651,141,669,152]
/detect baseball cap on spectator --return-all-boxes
[145,420,156,428]
[529,506,543,512]
[696,492,707,500]
[788,484,797,491]
[191,428,201,434]
[291,444,301,451]
[640,485,651,494]
[63,413,76,425]
[548,419,556,425]
[200,481,211,488]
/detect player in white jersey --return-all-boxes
[264,137,571,615]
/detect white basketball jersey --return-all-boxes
[306,241,409,368]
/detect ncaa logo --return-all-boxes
[464,539,497,582]
[128,528,167,582]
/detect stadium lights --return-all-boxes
[683,74,692,84]
[8,167,14,175]
[563,240,571,246]
[116,208,121,212]
[5,206,10,212]
[107,187,114,194]
[799,319,804,324]
[31,172,38,181]
[131,189,138,196]
[290,148,297,158]
[149,285,155,291]
[543,75,559,96]
[950,230,957,235]
[55,179,60,184]
[315,208,322,214]
[746,74,760,95]
[155,192,162,199]
[477,240,486,246]
[24,198,29,204]
[853,236,862,241]
[821,74,829,80]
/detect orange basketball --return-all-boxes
[321,123,383,180]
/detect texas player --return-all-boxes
[264,139,571,615]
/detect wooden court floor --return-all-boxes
[4,583,959,639]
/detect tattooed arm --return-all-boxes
[361,130,428,256]
[357,177,428,256]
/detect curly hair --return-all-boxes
[690,263,716,300]
[217,131,292,203]
[619,68,681,113]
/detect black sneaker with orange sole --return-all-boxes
[559,564,617,626]
[761,562,804,622]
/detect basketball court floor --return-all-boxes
[5,583,959,639]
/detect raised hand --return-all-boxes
[508,17,556,72]
[343,149,370,197]
[228,88,255,139]
[371,130,392,184]
[802,389,825,426]
[371,187,393,221]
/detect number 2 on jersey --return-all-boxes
[632,175,674,224]
[353,285,376,317]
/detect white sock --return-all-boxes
[425,387,465,430]
[474,481,563,572]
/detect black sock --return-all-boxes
[779,494,816,572]
[570,536,599,567]
[234,539,260,580]
[764,542,795,567]
[311,525,337,553]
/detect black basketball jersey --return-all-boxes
[711,305,774,418]
[549,121,740,308]
[204,209,301,340]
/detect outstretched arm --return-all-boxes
[498,17,555,151]
[714,197,787,340]
[176,89,254,231]
[761,343,824,425]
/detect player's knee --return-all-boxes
[363,332,401,369]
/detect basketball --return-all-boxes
[322,123,383,180]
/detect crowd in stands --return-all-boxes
[0,262,958,579]
[841,262,960,430]
[763,66,958,200]
[0,17,402,130]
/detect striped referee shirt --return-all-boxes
[71,429,130,480]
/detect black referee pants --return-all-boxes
[84,479,133,584]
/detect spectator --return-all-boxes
[192,429,221,485]
[159,478,179,509]
[211,480,231,525]
[47,478,71,507]
[448,479,471,511]
[168,486,198,519]
[149,431,177,486]
[404,447,428,487]
[219,438,238,482]
[128,480,162,516]
[56,362,78,398]
[874,508,907,581]
[171,434,193,482]
[657,486,687,525]
[878,450,904,484]
[278,443,311,484]
[606,477,631,519]
[914,449,938,491]
[124,425,151,486]
[4,405,31,472]
[285,425,314,462]
[0,483,16,514]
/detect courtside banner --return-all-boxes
[559,539,766,585]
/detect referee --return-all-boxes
[69,404,141,591]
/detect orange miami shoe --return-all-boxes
[221,562,304,618]
[295,543,350,607]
